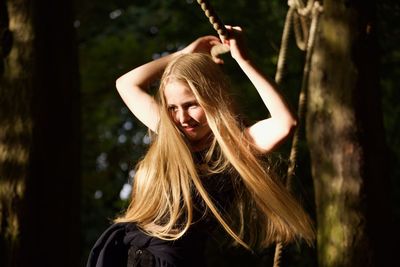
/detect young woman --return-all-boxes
[87,26,314,267]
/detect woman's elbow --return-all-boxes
[284,116,298,136]
[115,77,124,91]
[290,116,298,130]
[115,77,133,94]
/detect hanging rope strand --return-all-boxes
[293,12,308,51]
[287,0,323,194]
[196,0,230,57]
[275,5,295,84]
[197,0,227,39]
[273,1,323,267]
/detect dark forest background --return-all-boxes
[0,0,399,266]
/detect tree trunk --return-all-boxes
[0,1,80,266]
[0,1,34,265]
[307,0,394,266]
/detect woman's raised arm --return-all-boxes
[116,52,178,132]
[225,26,297,153]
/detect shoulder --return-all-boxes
[86,223,133,267]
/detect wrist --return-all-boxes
[234,55,251,66]
[175,49,185,56]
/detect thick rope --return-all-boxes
[292,0,314,51]
[293,12,308,51]
[273,1,323,267]
[272,242,284,267]
[275,5,295,84]
[196,0,230,57]
[286,0,323,199]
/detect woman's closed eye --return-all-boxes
[188,103,199,109]
[183,101,199,110]
[168,106,178,112]
[168,102,199,112]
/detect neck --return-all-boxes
[190,133,213,152]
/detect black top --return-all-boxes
[86,222,209,267]
[86,151,236,267]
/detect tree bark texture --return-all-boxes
[0,0,34,265]
[0,1,81,266]
[307,0,394,266]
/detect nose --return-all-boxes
[177,109,190,125]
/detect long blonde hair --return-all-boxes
[116,53,314,248]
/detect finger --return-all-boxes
[225,26,243,36]
[203,35,220,41]
[209,39,222,46]
[212,56,224,65]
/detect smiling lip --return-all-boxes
[183,126,197,132]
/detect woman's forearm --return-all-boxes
[235,57,297,126]
[115,51,183,132]
[116,50,183,90]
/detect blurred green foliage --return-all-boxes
[75,0,399,266]
[379,0,400,222]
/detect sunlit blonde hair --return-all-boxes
[116,53,314,248]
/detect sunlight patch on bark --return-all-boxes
[7,3,34,79]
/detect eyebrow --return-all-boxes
[167,100,198,108]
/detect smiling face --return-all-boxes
[164,80,211,150]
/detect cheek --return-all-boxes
[168,111,179,125]
[191,109,207,123]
